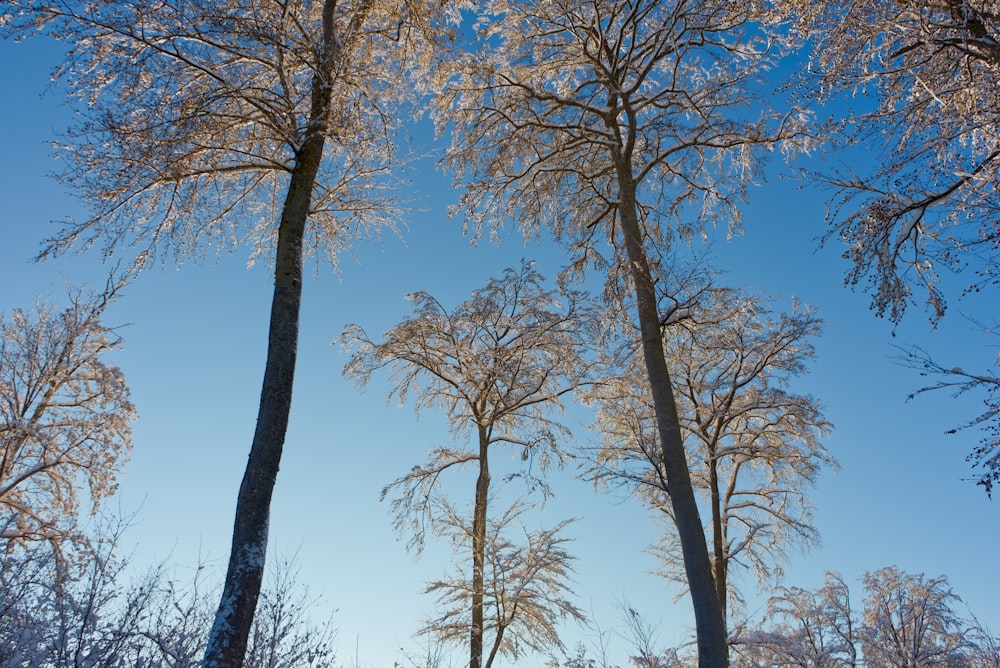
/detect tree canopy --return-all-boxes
[0,286,134,550]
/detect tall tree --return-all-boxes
[591,285,833,628]
[1,1,451,664]
[342,262,593,668]
[435,2,808,660]
[0,285,134,550]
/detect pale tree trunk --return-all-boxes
[471,423,491,668]
[201,3,341,666]
[614,160,729,667]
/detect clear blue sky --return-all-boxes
[1,33,997,666]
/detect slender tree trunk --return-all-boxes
[202,3,341,666]
[614,163,729,667]
[485,627,504,668]
[201,159,309,668]
[708,453,728,627]
[471,424,490,668]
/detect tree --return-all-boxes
[732,572,859,667]
[242,557,338,668]
[1,520,162,668]
[859,566,969,668]
[734,567,1000,667]
[619,604,693,668]
[967,616,1000,668]
[551,603,696,668]
[591,284,833,628]
[2,1,450,664]
[0,286,134,550]
[420,502,584,668]
[342,262,594,668]
[435,0,809,663]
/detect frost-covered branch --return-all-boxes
[0,286,134,550]
[589,280,833,623]
[898,341,1000,495]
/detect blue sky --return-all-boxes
[1,31,998,666]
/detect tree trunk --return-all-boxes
[708,453,728,628]
[484,626,504,668]
[201,195,305,668]
[201,4,341,666]
[471,424,490,668]
[614,165,729,667]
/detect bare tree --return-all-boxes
[551,603,695,668]
[342,262,595,668]
[967,616,1000,668]
[0,527,337,668]
[620,604,691,668]
[420,501,585,668]
[859,566,970,668]
[0,513,168,668]
[396,638,457,668]
[735,567,1000,667]
[435,0,809,662]
[1,1,452,664]
[591,284,833,628]
[0,286,134,550]
[732,572,859,667]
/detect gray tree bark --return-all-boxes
[201,2,341,665]
[613,156,729,666]
[471,423,490,668]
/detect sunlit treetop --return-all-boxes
[1,0,466,272]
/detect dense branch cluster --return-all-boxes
[2,0,452,271]
[0,528,336,668]
[794,0,1000,322]
[590,281,833,625]
[732,567,1000,667]
[0,287,134,548]
[438,0,808,273]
